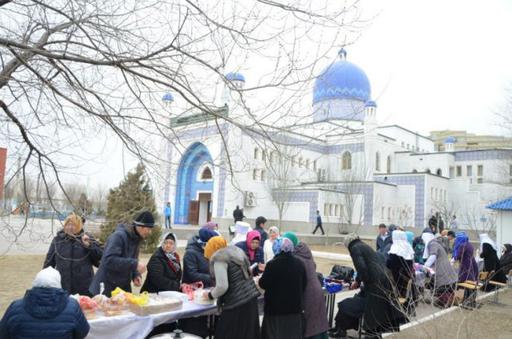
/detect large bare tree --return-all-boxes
[0,0,363,241]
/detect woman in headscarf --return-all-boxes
[141,232,181,336]
[43,213,102,296]
[259,237,306,339]
[284,233,329,339]
[405,231,415,246]
[499,244,512,276]
[236,230,265,275]
[479,234,507,290]
[0,267,90,338]
[452,232,478,283]
[386,230,415,298]
[264,226,280,263]
[205,236,261,339]
[330,233,402,338]
[141,232,181,293]
[422,232,458,307]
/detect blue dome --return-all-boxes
[365,100,377,108]
[313,52,371,105]
[162,92,174,102]
[225,72,245,82]
[444,136,457,144]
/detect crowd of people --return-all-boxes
[0,209,511,339]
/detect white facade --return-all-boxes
[159,51,512,233]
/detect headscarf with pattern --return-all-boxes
[272,237,294,255]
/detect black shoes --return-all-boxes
[328,328,347,338]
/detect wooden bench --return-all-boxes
[457,280,481,309]
[480,271,507,304]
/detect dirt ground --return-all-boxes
[389,288,512,339]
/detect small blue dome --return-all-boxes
[313,50,371,105]
[365,100,377,108]
[444,136,457,144]
[225,72,245,82]
[162,92,174,102]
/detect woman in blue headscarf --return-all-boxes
[452,232,478,283]
[259,238,307,339]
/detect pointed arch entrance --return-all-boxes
[174,142,214,225]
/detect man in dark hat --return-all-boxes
[89,211,156,296]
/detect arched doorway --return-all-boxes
[174,143,214,225]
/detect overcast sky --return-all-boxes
[352,0,512,136]
[86,0,512,188]
[6,0,511,190]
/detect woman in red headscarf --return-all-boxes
[236,230,265,275]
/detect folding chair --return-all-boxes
[480,271,507,304]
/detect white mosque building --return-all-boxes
[157,49,512,234]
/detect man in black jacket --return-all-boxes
[376,223,391,252]
[233,205,245,223]
[254,216,268,245]
[89,211,154,297]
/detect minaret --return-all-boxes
[444,136,456,152]
[364,100,378,180]
[222,72,246,107]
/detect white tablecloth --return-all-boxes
[86,301,217,339]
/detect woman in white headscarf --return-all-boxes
[263,226,280,263]
[479,233,507,290]
[387,230,415,298]
[141,232,182,293]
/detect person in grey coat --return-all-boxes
[89,211,155,297]
[44,213,102,296]
[423,234,458,307]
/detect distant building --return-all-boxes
[430,130,512,151]
[0,147,6,201]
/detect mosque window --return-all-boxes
[324,203,329,216]
[298,157,303,168]
[387,207,391,220]
[401,141,405,148]
[436,168,442,176]
[381,207,385,219]
[261,170,266,181]
[305,159,310,169]
[456,166,462,177]
[335,204,340,216]
[375,152,381,171]
[509,164,512,176]
[342,151,352,170]
[386,155,391,173]
[466,165,472,176]
[426,168,431,174]
[477,165,483,176]
[412,169,418,173]
[477,178,483,184]
[254,148,259,160]
[313,160,317,171]
[253,169,258,180]
[262,151,267,162]
[449,167,454,178]
[201,167,212,180]
[291,156,296,167]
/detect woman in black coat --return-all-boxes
[259,237,306,339]
[44,213,102,296]
[500,244,512,276]
[332,234,403,338]
[141,232,182,293]
[479,234,507,291]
